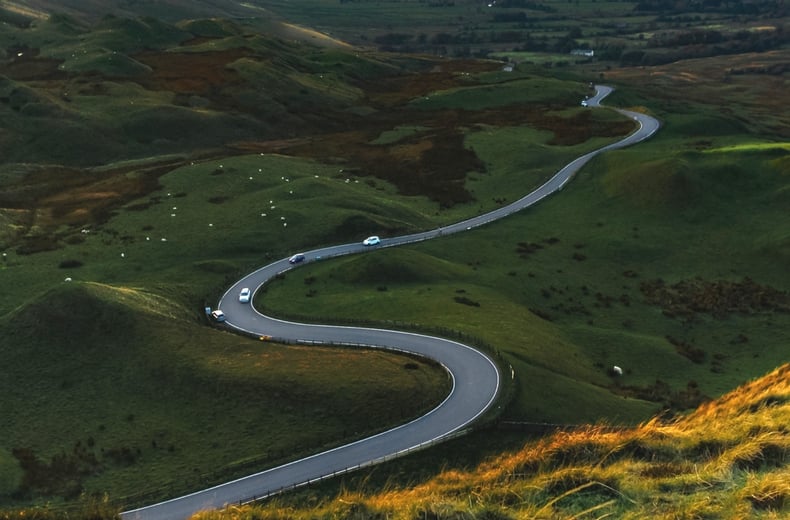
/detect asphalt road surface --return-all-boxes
[122,85,660,520]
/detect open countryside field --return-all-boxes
[260,94,790,423]
[0,15,646,511]
[259,48,790,429]
[7,0,786,64]
[0,7,788,519]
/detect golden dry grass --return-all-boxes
[195,363,789,519]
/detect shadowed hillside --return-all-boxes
[1,0,264,23]
[0,282,450,508]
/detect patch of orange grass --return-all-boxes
[196,364,789,519]
[680,363,789,427]
[677,72,700,82]
[367,363,788,514]
[278,22,353,49]
[2,2,48,19]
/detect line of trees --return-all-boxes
[620,24,788,65]
[635,0,786,15]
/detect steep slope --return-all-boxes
[197,363,790,519]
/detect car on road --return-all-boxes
[363,236,381,246]
[581,100,588,107]
[289,253,306,264]
[210,310,226,322]
[238,288,251,303]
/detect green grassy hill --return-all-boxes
[1,8,788,517]
[0,282,449,507]
[0,15,400,167]
[260,110,790,425]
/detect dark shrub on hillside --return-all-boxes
[454,296,480,307]
[58,259,83,269]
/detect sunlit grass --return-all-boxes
[705,142,790,153]
[196,364,790,520]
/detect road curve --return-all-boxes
[122,86,660,520]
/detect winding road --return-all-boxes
[121,85,660,520]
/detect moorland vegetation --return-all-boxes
[0,2,787,518]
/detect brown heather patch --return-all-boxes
[361,59,501,106]
[0,49,65,81]
[0,159,182,252]
[133,48,248,96]
[641,277,790,321]
[606,50,790,138]
[2,46,632,252]
[250,123,483,207]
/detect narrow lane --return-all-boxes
[122,86,660,520]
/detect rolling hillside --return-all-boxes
[1,0,262,23]
[0,282,449,507]
[1,5,787,518]
[197,363,790,519]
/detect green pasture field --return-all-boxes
[410,72,588,109]
[0,154,454,508]
[0,153,446,317]
[0,56,633,507]
[259,110,790,426]
[248,0,658,53]
[489,51,578,65]
[0,282,450,507]
[371,125,431,145]
[2,13,788,512]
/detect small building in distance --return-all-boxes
[570,49,594,57]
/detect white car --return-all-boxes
[210,310,226,322]
[238,287,251,303]
[581,100,588,107]
[363,236,381,246]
